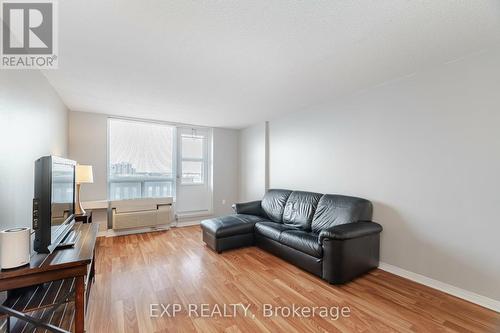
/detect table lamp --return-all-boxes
[75,164,94,215]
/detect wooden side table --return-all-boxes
[0,222,98,333]
[74,210,92,224]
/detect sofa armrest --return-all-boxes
[319,221,382,243]
[231,200,265,217]
[321,221,382,284]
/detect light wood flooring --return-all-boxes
[87,226,500,333]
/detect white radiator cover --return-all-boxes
[110,198,174,230]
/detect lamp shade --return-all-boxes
[76,165,94,184]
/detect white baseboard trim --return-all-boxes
[174,219,202,228]
[176,210,212,219]
[379,262,500,313]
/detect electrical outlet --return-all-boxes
[222,199,226,205]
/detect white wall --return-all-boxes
[213,128,239,215]
[69,111,108,201]
[0,71,69,230]
[238,122,267,202]
[258,47,500,301]
[68,111,240,222]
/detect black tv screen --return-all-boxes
[33,156,76,253]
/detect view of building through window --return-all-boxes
[108,119,175,200]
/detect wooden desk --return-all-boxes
[0,222,98,333]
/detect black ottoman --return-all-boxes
[200,214,266,253]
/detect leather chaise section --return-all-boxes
[311,194,373,233]
[279,230,322,258]
[254,222,296,242]
[282,191,322,230]
[201,214,269,238]
[261,189,292,222]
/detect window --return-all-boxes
[108,118,175,200]
[180,133,206,184]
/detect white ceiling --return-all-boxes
[43,1,500,128]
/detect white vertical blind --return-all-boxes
[109,119,174,174]
[108,118,175,200]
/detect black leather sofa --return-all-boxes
[201,189,382,284]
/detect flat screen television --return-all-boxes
[33,156,76,253]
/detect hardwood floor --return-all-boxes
[87,226,499,333]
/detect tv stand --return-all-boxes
[56,229,77,249]
[0,222,98,333]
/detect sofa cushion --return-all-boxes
[254,221,296,242]
[311,194,373,233]
[282,191,322,230]
[201,214,269,238]
[279,230,322,258]
[261,189,292,223]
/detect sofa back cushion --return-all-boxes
[311,194,373,232]
[261,189,292,223]
[282,191,323,230]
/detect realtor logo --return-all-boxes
[1,0,58,68]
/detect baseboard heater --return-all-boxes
[110,198,174,230]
